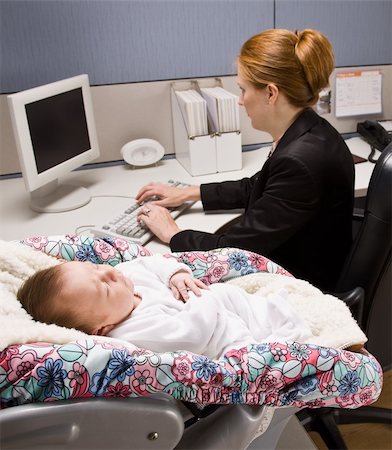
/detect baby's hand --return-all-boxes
[169,270,208,302]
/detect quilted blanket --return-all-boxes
[0,237,366,351]
[0,235,383,410]
[228,274,367,350]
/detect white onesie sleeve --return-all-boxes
[117,254,192,287]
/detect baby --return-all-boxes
[18,255,313,359]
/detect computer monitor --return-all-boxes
[7,74,100,213]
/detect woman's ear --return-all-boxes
[267,84,279,104]
[92,324,115,336]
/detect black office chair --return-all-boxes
[297,142,392,450]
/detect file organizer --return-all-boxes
[171,78,242,176]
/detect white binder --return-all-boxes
[171,78,242,176]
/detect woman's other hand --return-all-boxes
[137,203,181,243]
[136,182,201,208]
[169,270,209,302]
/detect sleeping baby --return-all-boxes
[17,255,312,359]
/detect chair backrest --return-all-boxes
[336,142,392,334]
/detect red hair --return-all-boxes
[238,28,334,107]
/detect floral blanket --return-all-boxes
[0,234,383,410]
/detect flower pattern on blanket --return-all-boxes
[20,234,292,283]
[0,234,383,410]
[22,234,153,265]
[0,339,382,409]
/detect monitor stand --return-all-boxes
[30,180,91,213]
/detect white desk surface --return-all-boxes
[0,140,377,253]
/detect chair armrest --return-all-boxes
[332,286,365,326]
[0,395,184,450]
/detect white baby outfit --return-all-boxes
[109,255,312,359]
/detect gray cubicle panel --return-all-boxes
[1,0,391,174]
[275,0,392,67]
[2,0,391,94]
[0,0,274,93]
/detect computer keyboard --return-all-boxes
[89,180,195,246]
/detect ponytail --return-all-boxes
[294,29,334,105]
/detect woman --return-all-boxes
[136,29,355,292]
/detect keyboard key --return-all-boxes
[89,180,194,245]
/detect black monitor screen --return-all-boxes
[25,88,91,174]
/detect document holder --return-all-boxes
[171,78,241,176]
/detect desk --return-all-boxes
[0,141,377,253]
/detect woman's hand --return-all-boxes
[137,203,181,243]
[136,182,201,208]
[169,270,209,302]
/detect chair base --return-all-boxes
[297,409,348,450]
[333,405,392,425]
[297,406,392,450]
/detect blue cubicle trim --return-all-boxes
[0,134,360,181]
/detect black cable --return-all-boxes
[368,145,378,164]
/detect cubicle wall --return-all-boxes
[1,0,391,175]
[275,0,392,67]
[1,0,390,92]
[0,1,275,92]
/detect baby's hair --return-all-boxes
[17,264,91,333]
[238,28,334,107]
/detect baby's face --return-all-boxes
[56,261,138,335]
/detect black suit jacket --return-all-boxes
[170,109,355,291]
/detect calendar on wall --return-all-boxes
[335,70,382,118]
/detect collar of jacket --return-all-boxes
[272,108,320,154]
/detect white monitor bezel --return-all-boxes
[7,74,100,193]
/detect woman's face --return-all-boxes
[237,66,270,132]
